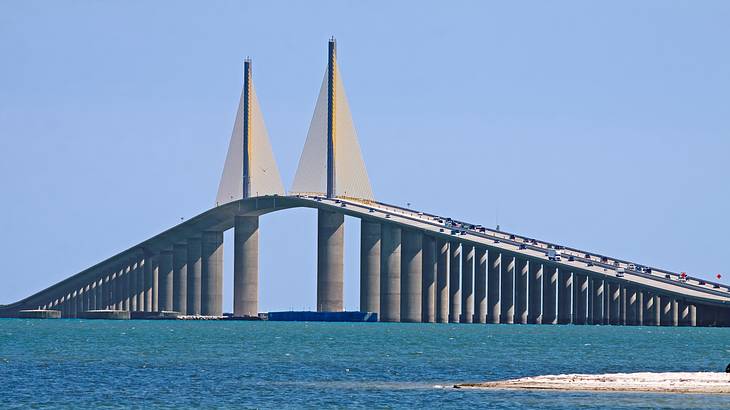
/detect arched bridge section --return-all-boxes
[2,195,730,326]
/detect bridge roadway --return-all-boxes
[2,195,728,326]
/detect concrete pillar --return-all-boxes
[626,287,638,325]
[128,257,138,311]
[542,264,558,325]
[643,293,656,326]
[187,238,202,315]
[100,275,109,309]
[92,281,99,310]
[158,250,173,312]
[112,270,121,310]
[461,245,474,323]
[558,269,572,324]
[144,254,154,312]
[449,242,461,323]
[380,223,401,322]
[317,210,344,312]
[660,296,673,326]
[574,273,588,325]
[234,216,258,317]
[609,282,621,325]
[421,235,436,323]
[202,231,224,316]
[486,249,500,324]
[152,255,159,312]
[690,304,697,327]
[672,298,679,326]
[82,285,89,313]
[436,240,449,323]
[136,253,145,311]
[474,247,487,324]
[637,291,644,326]
[528,261,543,324]
[360,220,381,316]
[173,244,188,314]
[515,257,529,324]
[501,253,515,324]
[654,295,661,326]
[590,277,604,325]
[122,263,131,311]
[401,229,422,323]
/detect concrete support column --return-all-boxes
[449,242,461,323]
[401,229,423,323]
[590,277,604,325]
[626,287,638,325]
[542,264,558,325]
[122,263,131,311]
[128,257,138,311]
[461,245,474,323]
[422,235,436,323]
[317,210,344,312]
[136,252,145,311]
[643,293,655,326]
[654,295,662,326]
[500,253,515,324]
[436,240,449,323]
[557,269,572,324]
[671,299,679,326]
[486,249,500,324]
[609,282,621,325]
[158,250,174,312]
[514,257,529,324]
[112,271,120,310]
[660,296,673,326]
[360,220,381,316]
[144,254,154,312]
[528,261,543,324]
[152,255,159,312]
[202,231,224,317]
[172,244,188,314]
[637,291,644,325]
[82,285,89,313]
[100,275,108,309]
[187,238,202,315]
[474,247,487,324]
[690,304,697,327]
[380,223,401,322]
[88,283,96,312]
[574,273,588,325]
[234,216,259,317]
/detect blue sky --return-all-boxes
[1,1,729,311]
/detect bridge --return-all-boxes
[2,39,729,326]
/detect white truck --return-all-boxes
[547,249,561,261]
[616,267,626,278]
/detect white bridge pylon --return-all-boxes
[216,60,285,206]
[290,38,374,201]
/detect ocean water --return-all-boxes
[1,319,729,409]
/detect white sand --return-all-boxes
[455,372,730,394]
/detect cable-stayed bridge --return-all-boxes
[2,39,729,326]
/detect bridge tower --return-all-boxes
[217,59,284,317]
[291,38,374,312]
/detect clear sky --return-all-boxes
[1,1,729,312]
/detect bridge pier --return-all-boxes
[660,296,674,326]
[401,229,422,323]
[514,257,529,324]
[609,282,620,325]
[573,273,588,324]
[173,244,188,314]
[360,220,381,317]
[449,242,461,323]
[626,287,638,325]
[422,235,436,323]
[474,247,487,324]
[436,240,449,323]
[461,245,474,323]
[528,261,543,324]
[233,216,259,317]
[380,223,401,322]
[202,231,223,316]
[486,250,500,324]
[643,293,656,326]
[543,264,558,324]
[590,277,604,325]
[128,257,138,311]
[317,210,344,312]
[144,254,155,312]
[557,269,572,324]
[501,253,515,324]
[187,238,202,315]
[159,250,173,312]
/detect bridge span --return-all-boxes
[2,39,728,326]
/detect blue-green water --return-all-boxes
[1,320,729,409]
